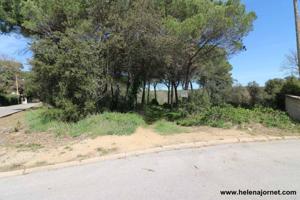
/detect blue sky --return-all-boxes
[230,0,296,85]
[0,30,32,70]
[0,0,297,85]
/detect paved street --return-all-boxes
[0,103,40,118]
[0,140,299,200]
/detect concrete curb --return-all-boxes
[0,135,299,178]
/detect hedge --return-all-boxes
[0,94,19,106]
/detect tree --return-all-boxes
[265,78,285,97]
[281,50,299,76]
[197,50,233,105]
[162,0,256,90]
[264,78,285,108]
[247,81,265,106]
[0,0,23,32]
[277,76,300,110]
[0,56,23,94]
[228,84,251,107]
[0,0,256,121]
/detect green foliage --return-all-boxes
[0,94,19,106]
[153,120,188,135]
[178,105,299,131]
[228,84,251,107]
[247,81,266,106]
[0,0,23,32]
[184,90,211,113]
[1,0,256,121]
[278,77,300,109]
[143,105,186,123]
[0,57,22,94]
[197,54,233,105]
[264,77,300,110]
[264,78,285,108]
[25,108,145,137]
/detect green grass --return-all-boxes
[178,105,300,132]
[153,120,188,135]
[25,108,145,137]
[143,105,186,123]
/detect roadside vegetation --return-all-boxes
[153,120,189,135]
[178,106,300,132]
[26,108,145,137]
[0,57,24,106]
[2,0,300,137]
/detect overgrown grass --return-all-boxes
[26,108,145,137]
[153,120,188,135]
[178,105,300,132]
[143,105,186,123]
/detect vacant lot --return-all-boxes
[0,109,299,172]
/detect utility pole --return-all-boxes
[293,0,300,75]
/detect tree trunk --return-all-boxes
[110,84,114,110]
[147,82,150,104]
[125,75,130,101]
[115,84,120,109]
[154,83,157,101]
[170,83,174,107]
[184,62,192,90]
[294,0,300,75]
[174,82,178,105]
[190,81,194,92]
[141,80,146,105]
[167,82,170,104]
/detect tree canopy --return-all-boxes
[0,0,256,121]
[0,56,23,94]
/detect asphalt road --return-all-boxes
[0,140,299,200]
[0,103,40,118]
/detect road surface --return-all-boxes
[0,140,299,200]
[0,103,40,118]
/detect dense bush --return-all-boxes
[143,105,186,123]
[247,81,266,106]
[227,85,251,107]
[276,77,300,110]
[178,105,299,131]
[0,94,19,106]
[264,78,285,108]
[185,90,211,114]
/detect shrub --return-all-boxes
[0,94,19,106]
[264,79,285,108]
[143,105,186,123]
[247,81,266,106]
[41,108,64,121]
[227,85,251,107]
[184,90,211,114]
[276,77,300,110]
[150,98,159,106]
[177,105,299,131]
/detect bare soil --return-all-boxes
[0,112,297,172]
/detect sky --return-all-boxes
[0,29,32,70]
[230,0,297,85]
[0,0,297,86]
